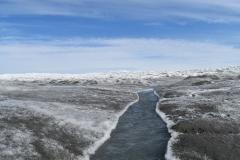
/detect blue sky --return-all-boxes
[1,0,240,73]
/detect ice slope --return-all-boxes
[155,67,240,160]
[0,82,137,160]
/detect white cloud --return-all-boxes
[0,38,240,73]
[1,0,240,23]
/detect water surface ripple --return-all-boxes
[91,90,170,160]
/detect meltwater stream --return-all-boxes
[91,90,170,160]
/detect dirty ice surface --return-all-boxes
[1,66,240,160]
[155,67,240,160]
[0,80,138,160]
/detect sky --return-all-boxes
[1,0,240,73]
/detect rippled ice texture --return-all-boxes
[0,80,138,160]
[155,67,240,160]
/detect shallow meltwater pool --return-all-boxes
[90,90,170,160]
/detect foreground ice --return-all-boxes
[0,66,240,160]
[0,81,138,160]
[155,67,240,160]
